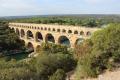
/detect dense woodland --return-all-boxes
[10,15,120,27]
[0,15,120,80]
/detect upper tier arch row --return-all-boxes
[9,23,99,36]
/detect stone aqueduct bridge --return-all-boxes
[9,23,99,52]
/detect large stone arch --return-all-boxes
[35,32,43,42]
[75,38,84,46]
[16,28,20,36]
[58,36,70,47]
[45,33,55,43]
[27,30,34,40]
[27,42,34,52]
[21,29,25,38]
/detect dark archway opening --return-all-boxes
[62,29,66,33]
[27,30,34,40]
[48,28,51,31]
[45,33,55,43]
[36,32,43,42]
[53,28,56,31]
[21,29,25,38]
[80,31,84,35]
[57,29,60,32]
[86,31,91,36]
[58,36,70,47]
[74,31,78,34]
[68,30,72,34]
[27,42,34,52]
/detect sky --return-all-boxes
[0,0,120,16]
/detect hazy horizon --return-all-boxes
[0,0,120,16]
[0,14,120,18]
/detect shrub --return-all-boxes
[75,24,120,79]
[32,53,76,80]
[0,59,37,80]
[0,67,36,80]
[49,69,66,80]
[74,39,93,59]
[41,43,69,54]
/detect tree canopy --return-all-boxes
[0,21,24,51]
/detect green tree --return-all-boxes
[0,21,24,51]
[41,43,69,54]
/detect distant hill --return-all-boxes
[1,14,120,28]
[0,14,120,20]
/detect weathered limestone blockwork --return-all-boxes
[9,23,99,52]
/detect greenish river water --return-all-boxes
[0,53,30,61]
